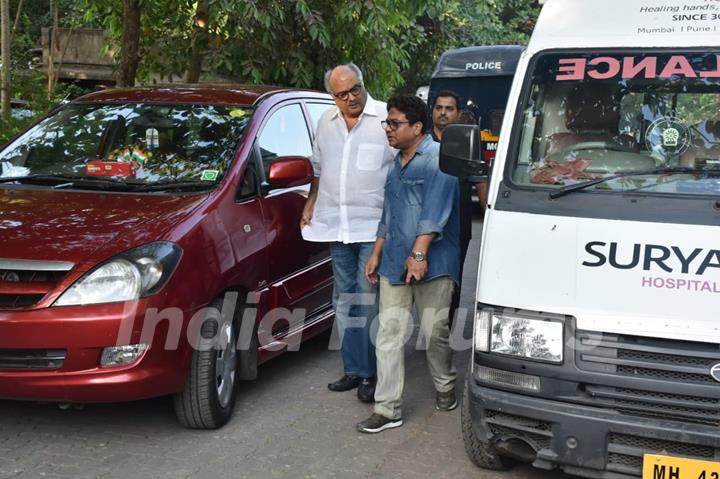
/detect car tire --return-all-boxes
[461,369,515,470]
[174,297,240,429]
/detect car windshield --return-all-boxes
[0,102,252,188]
[512,52,720,196]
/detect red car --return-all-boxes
[0,85,336,428]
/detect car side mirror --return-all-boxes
[439,124,488,182]
[267,156,313,189]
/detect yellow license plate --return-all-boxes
[643,454,720,479]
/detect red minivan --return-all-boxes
[0,85,336,428]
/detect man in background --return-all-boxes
[430,90,461,142]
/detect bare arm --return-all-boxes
[364,237,386,285]
[300,177,320,228]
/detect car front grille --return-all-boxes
[0,349,67,370]
[583,385,720,427]
[0,260,73,309]
[576,330,720,427]
[0,294,47,308]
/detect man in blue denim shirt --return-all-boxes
[357,95,460,433]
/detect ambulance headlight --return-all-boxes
[489,309,564,364]
[473,306,492,353]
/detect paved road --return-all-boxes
[0,221,570,479]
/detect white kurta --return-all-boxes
[302,96,395,243]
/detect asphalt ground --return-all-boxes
[0,219,571,479]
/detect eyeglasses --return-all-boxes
[381,119,410,130]
[332,84,363,101]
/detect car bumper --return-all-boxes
[467,379,720,478]
[0,301,193,403]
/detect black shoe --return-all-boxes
[357,378,375,403]
[436,389,457,411]
[328,375,361,392]
[357,413,403,434]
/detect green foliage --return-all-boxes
[8,0,87,69]
[0,71,85,145]
[398,0,541,94]
[75,0,541,98]
[1,0,541,144]
[0,0,541,146]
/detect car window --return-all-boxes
[0,103,252,187]
[237,162,258,200]
[257,104,312,178]
[305,102,335,132]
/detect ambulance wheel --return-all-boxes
[461,372,515,470]
[174,297,239,429]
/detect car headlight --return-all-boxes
[54,242,182,307]
[489,309,564,363]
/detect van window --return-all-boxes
[512,52,720,196]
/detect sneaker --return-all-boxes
[436,389,457,411]
[328,375,360,392]
[357,413,403,434]
[356,377,376,403]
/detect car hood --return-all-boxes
[0,188,206,269]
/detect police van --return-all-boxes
[430,45,523,164]
[440,0,720,477]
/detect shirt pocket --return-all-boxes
[356,144,386,171]
[401,177,425,206]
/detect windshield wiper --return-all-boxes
[129,180,218,192]
[0,174,134,189]
[548,166,711,199]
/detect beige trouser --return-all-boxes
[373,276,457,420]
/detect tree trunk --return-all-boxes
[1,0,10,120]
[47,0,58,94]
[117,0,140,87]
[184,0,209,83]
[10,0,23,45]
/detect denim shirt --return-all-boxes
[376,135,460,285]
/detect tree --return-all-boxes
[1,0,10,120]
[81,0,464,97]
[73,0,543,95]
[185,0,209,83]
[117,0,140,87]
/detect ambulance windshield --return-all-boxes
[512,52,720,196]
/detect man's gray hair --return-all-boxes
[324,63,364,94]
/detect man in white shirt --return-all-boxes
[301,64,394,403]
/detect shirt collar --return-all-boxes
[416,134,435,155]
[394,134,435,167]
[330,94,378,120]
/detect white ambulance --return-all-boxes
[440,0,720,477]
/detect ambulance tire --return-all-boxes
[461,372,515,470]
[174,297,239,429]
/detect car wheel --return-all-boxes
[174,297,239,429]
[461,369,515,470]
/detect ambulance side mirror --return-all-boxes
[439,124,488,182]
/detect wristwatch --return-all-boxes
[412,251,426,262]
